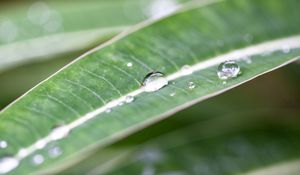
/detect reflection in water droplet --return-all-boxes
[188,82,196,89]
[169,92,176,97]
[125,96,134,103]
[50,125,70,141]
[142,72,168,92]
[0,141,7,149]
[32,154,44,165]
[282,45,290,53]
[127,62,133,67]
[217,61,240,80]
[180,65,193,75]
[0,156,19,174]
[48,146,62,158]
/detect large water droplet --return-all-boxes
[0,156,19,174]
[188,82,196,89]
[50,125,70,140]
[0,141,7,149]
[217,61,240,80]
[125,96,134,103]
[32,154,44,165]
[180,65,193,75]
[142,72,168,92]
[48,146,62,158]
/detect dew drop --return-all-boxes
[217,61,240,80]
[188,82,196,89]
[0,156,19,174]
[32,154,44,165]
[180,65,193,75]
[142,72,168,92]
[222,81,227,85]
[125,96,134,103]
[48,146,62,158]
[0,141,7,149]
[127,62,133,67]
[169,92,176,97]
[50,125,70,141]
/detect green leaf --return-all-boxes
[0,0,300,174]
[103,110,300,175]
[0,0,153,72]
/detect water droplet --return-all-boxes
[0,156,19,174]
[169,92,176,97]
[0,141,7,149]
[32,154,44,165]
[48,146,62,158]
[217,61,240,80]
[282,45,290,53]
[188,82,196,89]
[222,81,227,85]
[142,72,168,92]
[50,125,70,140]
[180,65,193,75]
[127,62,133,67]
[125,96,134,103]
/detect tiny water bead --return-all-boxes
[188,82,196,89]
[169,92,176,97]
[127,62,133,67]
[125,96,134,103]
[48,146,62,158]
[0,156,19,174]
[105,108,112,113]
[0,141,7,149]
[32,154,44,165]
[217,61,240,80]
[142,72,168,92]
